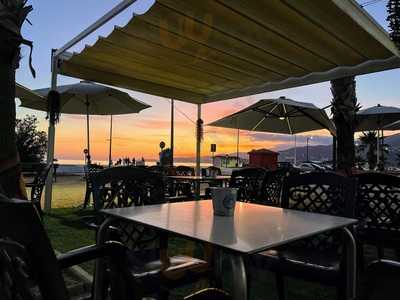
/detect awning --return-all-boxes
[58,0,400,104]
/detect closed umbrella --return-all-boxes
[356,104,400,165]
[208,97,335,164]
[18,81,151,165]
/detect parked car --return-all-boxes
[297,162,325,172]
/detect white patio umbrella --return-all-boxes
[18,81,151,165]
[384,120,400,131]
[356,104,400,165]
[208,97,335,164]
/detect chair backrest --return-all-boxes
[175,166,195,176]
[205,166,222,177]
[353,172,400,235]
[229,167,266,202]
[30,164,52,214]
[0,195,69,300]
[91,167,165,250]
[259,168,288,206]
[281,172,355,252]
[84,163,104,185]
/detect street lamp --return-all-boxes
[306,136,313,162]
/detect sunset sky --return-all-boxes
[15,0,400,163]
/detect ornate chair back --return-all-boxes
[229,167,266,202]
[175,166,195,176]
[29,163,52,216]
[259,168,288,206]
[281,172,355,252]
[83,163,104,208]
[205,166,222,177]
[0,195,69,300]
[353,172,400,242]
[91,167,165,251]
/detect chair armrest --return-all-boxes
[57,241,126,269]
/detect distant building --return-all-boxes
[248,148,279,170]
[213,155,247,168]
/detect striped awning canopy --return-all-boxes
[58,0,400,104]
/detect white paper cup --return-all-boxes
[210,187,238,216]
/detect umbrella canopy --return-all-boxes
[208,97,335,135]
[356,104,400,131]
[20,81,150,115]
[18,81,151,163]
[384,120,400,130]
[16,83,44,103]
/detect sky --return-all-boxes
[15,0,400,163]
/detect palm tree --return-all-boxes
[330,76,360,174]
[0,0,33,198]
[358,131,378,170]
[387,0,400,47]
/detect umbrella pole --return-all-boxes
[236,128,240,167]
[86,97,91,163]
[196,104,202,176]
[171,99,174,166]
[294,135,297,165]
[108,115,113,167]
[44,54,58,211]
[376,130,380,168]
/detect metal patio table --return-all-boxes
[167,175,231,199]
[94,201,357,300]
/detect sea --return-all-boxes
[56,159,212,175]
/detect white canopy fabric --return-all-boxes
[208,97,335,135]
[384,120,400,130]
[356,104,400,131]
[16,83,44,103]
[58,0,400,104]
[19,81,150,115]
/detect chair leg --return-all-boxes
[275,273,286,300]
[159,289,170,300]
[357,241,365,272]
[336,284,346,300]
[83,187,91,208]
[377,245,384,259]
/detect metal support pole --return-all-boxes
[44,53,58,211]
[108,115,113,167]
[294,135,297,165]
[376,130,380,167]
[54,0,137,57]
[236,128,240,167]
[196,104,202,176]
[332,135,337,170]
[86,97,91,158]
[306,137,310,162]
[170,99,174,166]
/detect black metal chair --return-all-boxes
[229,167,266,202]
[364,259,400,300]
[91,166,211,299]
[174,165,195,198]
[25,163,52,217]
[251,172,356,300]
[258,168,288,206]
[0,195,128,300]
[83,163,104,208]
[352,173,400,262]
[184,288,231,300]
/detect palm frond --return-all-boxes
[0,0,32,36]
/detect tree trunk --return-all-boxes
[0,27,26,199]
[330,76,358,174]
